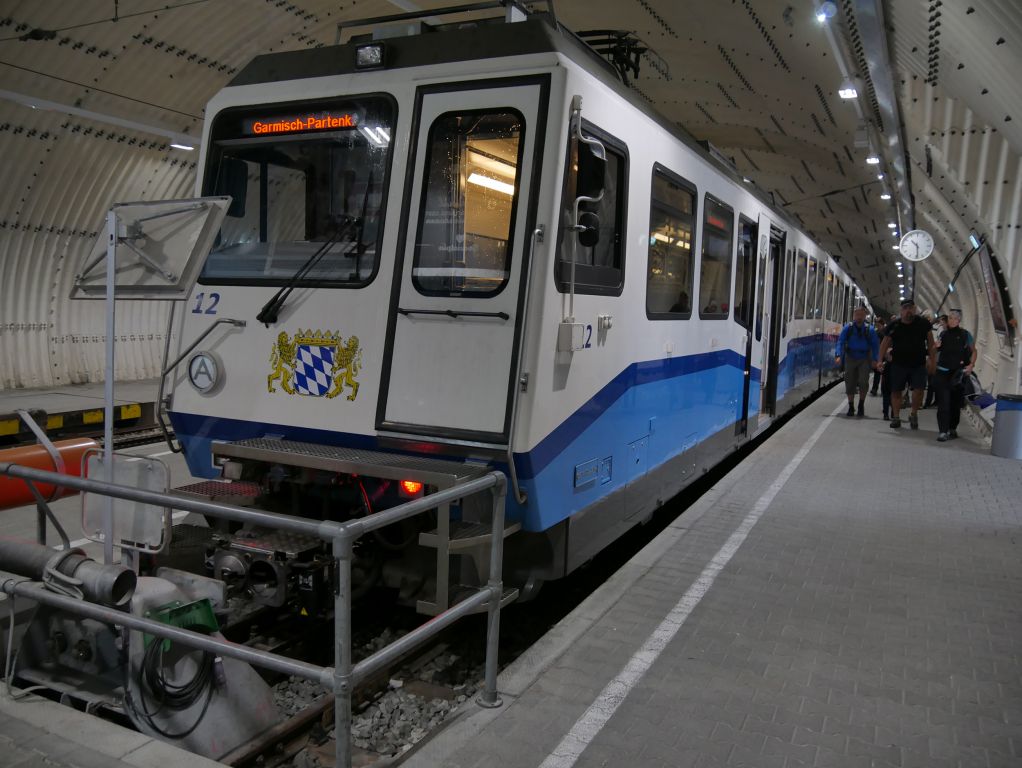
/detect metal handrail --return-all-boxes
[0,462,509,768]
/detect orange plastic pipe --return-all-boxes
[0,438,99,510]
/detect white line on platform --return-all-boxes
[538,399,846,768]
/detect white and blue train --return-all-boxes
[167,5,870,609]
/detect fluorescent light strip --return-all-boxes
[468,150,517,179]
[467,172,515,196]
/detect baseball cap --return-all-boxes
[900,298,915,308]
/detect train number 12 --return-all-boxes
[584,324,593,349]
[191,292,220,315]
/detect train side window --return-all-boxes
[733,216,756,329]
[782,249,792,336]
[698,195,734,319]
[412,109,524,296]
[807,257,819,319]
[555,122,628,296]
[825,269,835,321]
[646,165,695,319]
[794,250,808,320]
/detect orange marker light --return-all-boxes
[399,480,423,496]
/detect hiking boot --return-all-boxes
[857,402,865,418]
[937,432,950,442]
[889,417,901,429]
[847,403,855,417]
[909,413,919,430]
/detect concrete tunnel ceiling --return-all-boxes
[0,0,1020,391]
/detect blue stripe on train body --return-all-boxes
[170,337,827,534]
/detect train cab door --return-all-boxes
[378,76,549,444]
[762,222,786,416]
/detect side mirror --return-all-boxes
[219,158,249,218]
[578,211,600,248]
[576,139,606,200]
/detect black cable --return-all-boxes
[130,626,216,740]
[0,60,202,120]
[0,1,213,44]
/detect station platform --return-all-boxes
[0,379,159,443]
[0,686,221,768]
[407,386,1022,768]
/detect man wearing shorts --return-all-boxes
[878,299,935,430]
[835,306,879,417]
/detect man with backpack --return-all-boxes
[931,308,978,442]
[879,299,936,430]
[835,305,880,417]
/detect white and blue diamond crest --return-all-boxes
[268,330,362,401]
[293,343,336,396]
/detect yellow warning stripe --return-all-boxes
[0,403,140,436]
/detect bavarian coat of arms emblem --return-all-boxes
[267,330,361,401]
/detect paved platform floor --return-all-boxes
[0,379,158,414]
[0,686,221,768]
[408,388,1022,768]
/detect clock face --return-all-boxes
[899,229,934,262]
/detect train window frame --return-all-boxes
[698,194,735,320]
[794,250,808,320]
[197,92,398,289]
[645,164,697,321]
[554,120,629,297]
[410,107,526,298]
[825,268,836,322]
[807,256,819,319]
[782,248,792,336]
[733,215,757,330]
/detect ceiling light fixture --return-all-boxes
[838,80,858,99]
[880,192,891,200]
[887,223,897,228]
[467,173,515,196]
[816,1,837,23]
[169,143,194,151]
[866,155,880,165]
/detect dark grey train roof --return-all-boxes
[228,16,850,283]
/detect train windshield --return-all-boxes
[200,96,395,286]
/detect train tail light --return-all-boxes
[399,480,423,497]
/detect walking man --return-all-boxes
[932,309,977,442]
[835,306,879,417]
[878,298,935,430]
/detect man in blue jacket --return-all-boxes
[835,305,880,417]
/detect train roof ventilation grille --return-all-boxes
[576,29,669,86]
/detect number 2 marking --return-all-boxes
[584,324,593,349]
[191,292,220,315]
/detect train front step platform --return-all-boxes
[173,479,262,505]
[211,437,490,488]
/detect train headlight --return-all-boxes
[355,43,385,69]
[188,351,223,395]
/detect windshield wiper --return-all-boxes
[256,215,358,326]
